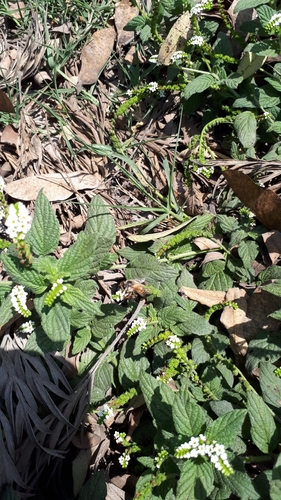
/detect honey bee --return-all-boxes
[120,278,147,300]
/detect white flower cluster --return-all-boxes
[190,35,204,46]
[5,202,32,239]
[19,320,35,334]
[191,0,213,16]
[114,431,125,444]
[147,81,158,92]
[10,285,30,317]
[268,13,281,28]
[51,278,67,296]
[0,176,5,192]
[126,89,133,96]
[175,434,234,476]
[149,54,159,64]
[98,403,114,423]
[171,51,186,62]
[131,317,147,332]
[119,452,130,467]
[165,334,182,350]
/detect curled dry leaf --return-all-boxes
[158,11,193,65]
[180,286,226,307]
[262,230,281,265]
[1,124,18,146]
[220,288,249,357]
[202,251,225,265]
[193,237,220,250]
[115,0,138,47]
[4,171,103,201]
[223,169,281,231]
[77,25,116,85]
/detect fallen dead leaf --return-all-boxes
[0,90,15,113]
[202,251,225,265]
[220,288,249,356]
[115,0,138,47]
[0,124,18,146]
[262,230,281,265]
[77,25,116,86]
[223,169,281,231]
[180,286,226,307]
[158,11,193,65]
[4,171,103,201]
[193,237,220,250]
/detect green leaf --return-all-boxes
[0,295,14,327]
[118,338,150,390]
[207,410,247,448]
[238,240,259,268]
[246,332,281,372]
[221,73,243,89]
[84,195,116,274]
[257,5,276,28]
[213,32,232,56]
[90,362,114,404]
[262,280,281,297]
[200,261,233,291]
[249,40,279,57]
[0,281,12,300]
[78,471,106,500]
[26,190,60,256]
[234,0,269,13]
[1,253,47,293]
[25,325,64,354]
[172,396,205,437]
[220,465,259,499]
[259,362,281,416]
[57,233,96,280]
[62,284,101,316]
[123,16,146,31]
[32,256,58,277]
[267,121,281,133]
[126,253,178,285]
[264,77,281,92]
[41,301,71,343]
[176,461,214,500]
[139,371,175,429]
[192,338,210,364]
[234,111,257,149]
[237,52,267,80]
[72,327,92,354]
[217,215,239,233]
[247,391,278,453]
[184,74,215,100]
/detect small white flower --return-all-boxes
[114,431,124,444]
[98,403,114,422]
[5,202,32,239]
[190,35,204,46]
[165,335,181,350]
[10,285,30,316]
[19,320,35,334]
[191,0,212,15]
[147,81,158,92]
[126,89,133,96]
[171,50,186,62]
[0,176,5,192]
[131,317,147,332]
[119,452,130,467]
[149,54,159,64]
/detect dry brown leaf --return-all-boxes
[115,0,138,47]
[262,230,281,265]
[1,124,18,146]
[223,169,281,231]
[158,11,193,65]
[202,251,225,265]
[180,286,226,307]
[0,89,15,113]
[77,25,116,85]
[4,171,103,201]
[193,237,220,250]
[220,288,249,356]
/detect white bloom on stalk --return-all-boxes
[268,13,281,28]
[191,0,213,16]
[131,317,147,332]
[147,81,158,92]
[97,403,114,423]
[190,35,204,46]
[10,285,31,317]
[5,202,32,239]
[165,334,181,350]
[118,452,130,467]
[19,320,35,334]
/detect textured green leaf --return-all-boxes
[192,338,210,364]
[172,396,205,437]
[1,253,47,293]
[234,0,269,13]
[234,111,257,148]
[184,74,215,100]
[90,362,114,404]
[0,281,12,299]
[249,40,279,57]
[123,16,146,31]
[126,253,178,285]
[213,32,232,56]
[265,77,281,92]
[267,121,281,133]
[200,261,233,291]
[257,5,276,28]
[118,338,150,390]
[26,190,60,256]
[57,233,96,280]
[259,362,281,416]
[0,295,14,327]
[24,326,63,355]
[72,327,92,354]
[201,366,224,399]
[220,467,259,499]
[78,471,106,500]
[246,333,281,372]
[221,73,243,89]
[62,284,101,316]
[217,215,239,233]
[84,195,116,274]
[41,301,71,342]
[263,280,281,297]
[207,410,247,447]
[139,371,175,428]
[176,461,214,500]
[238,240,259,268]
[248,391,278,453]
[32,256,58,277]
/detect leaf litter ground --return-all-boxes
[2,1,281,499]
